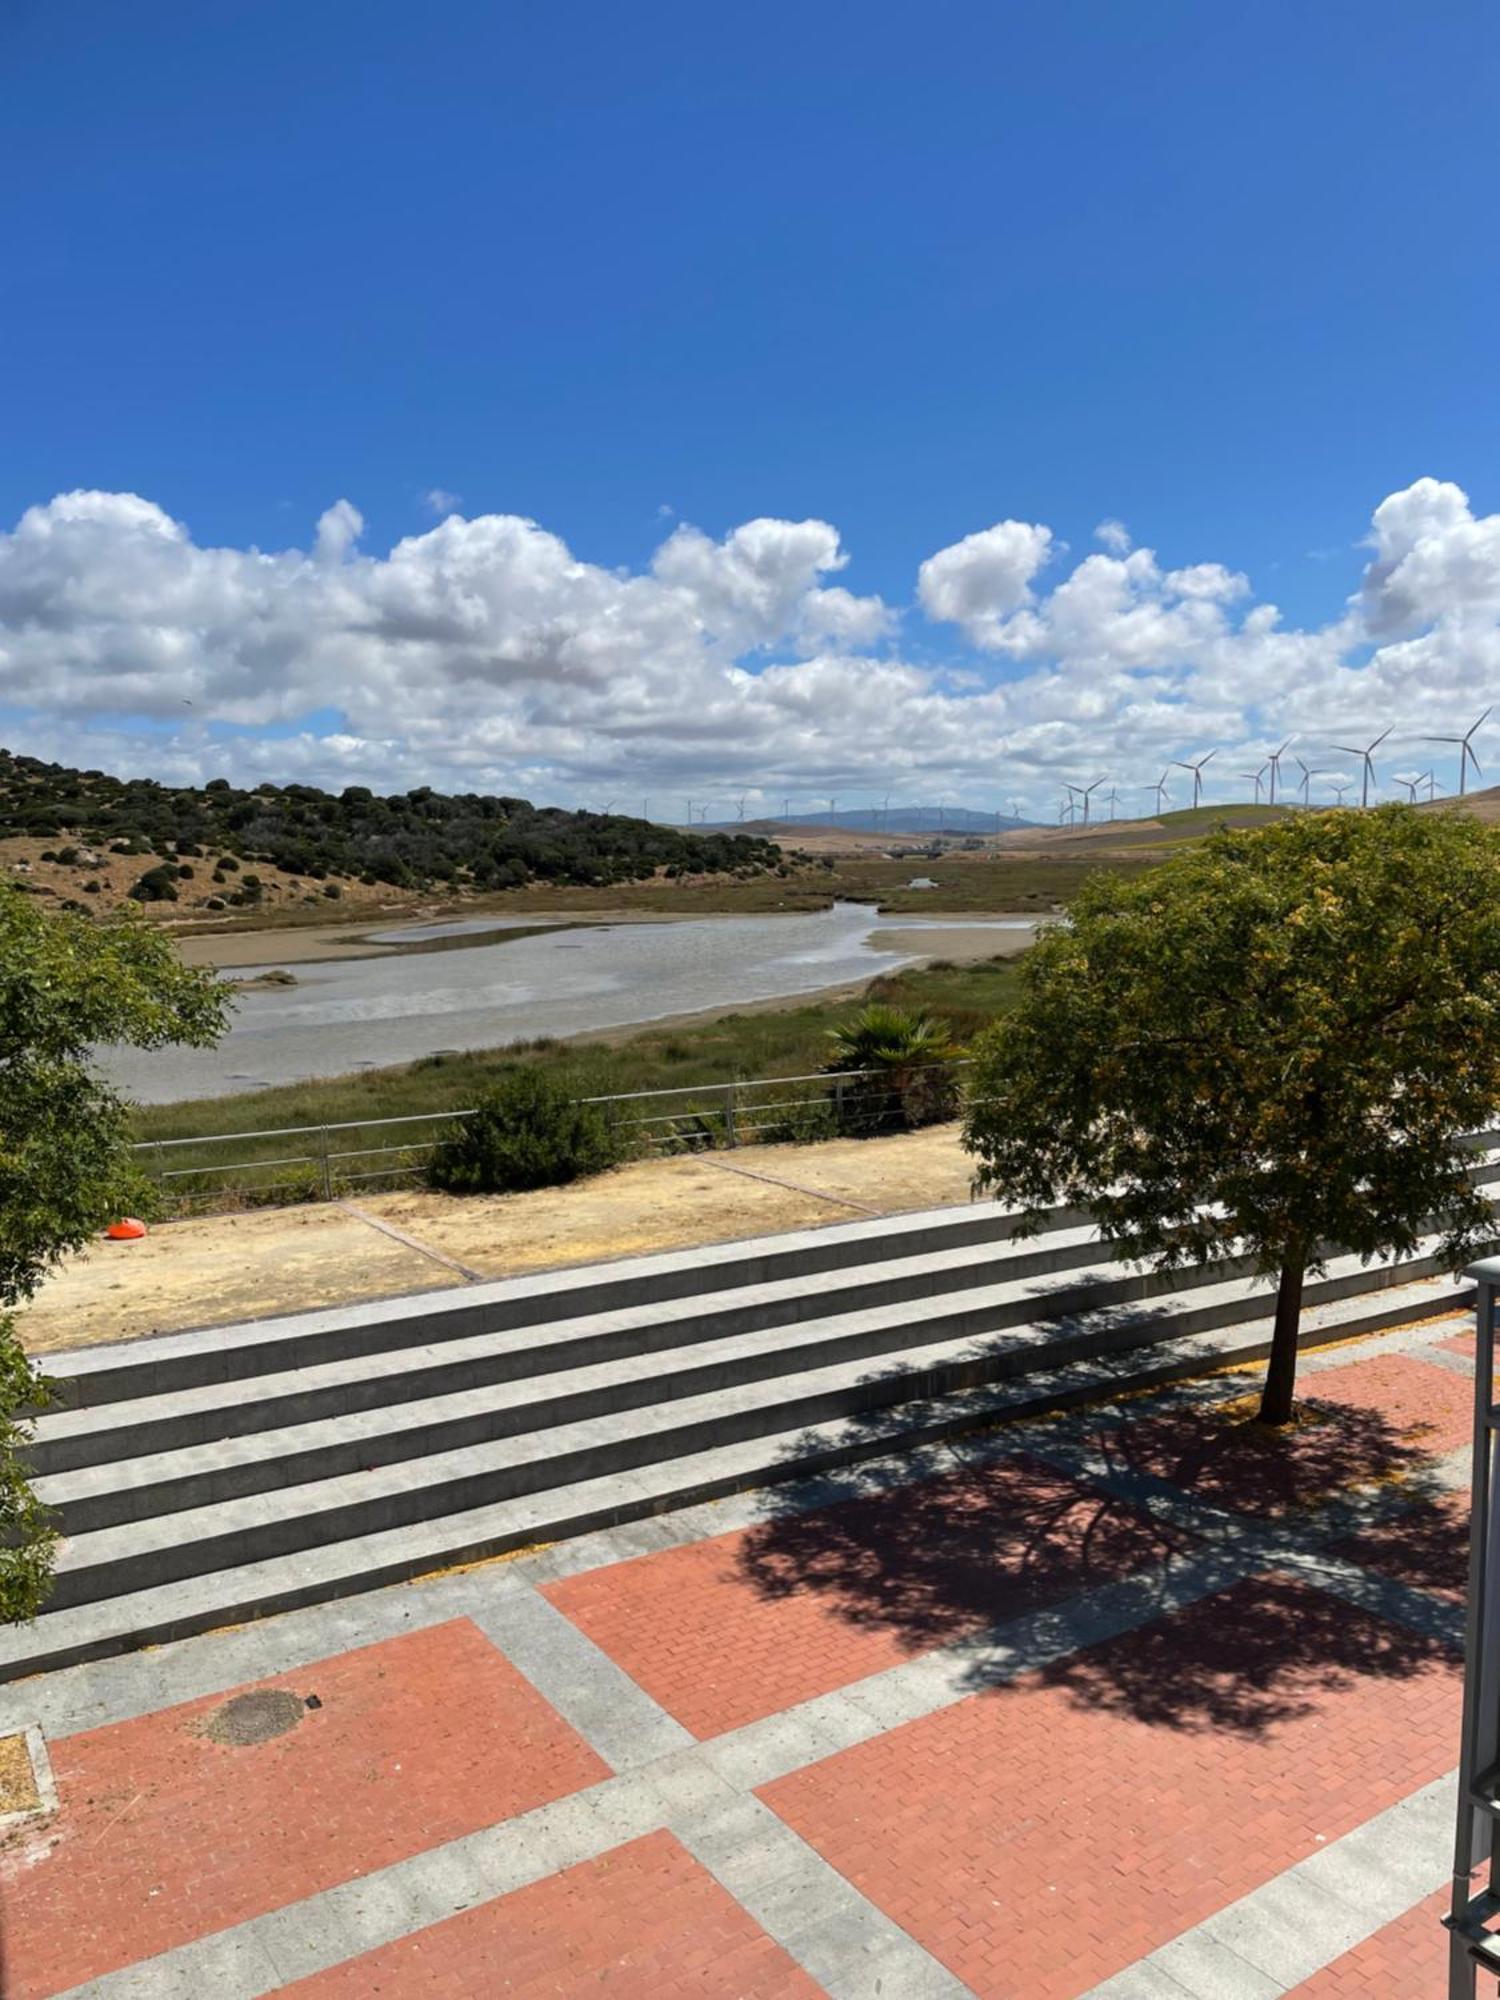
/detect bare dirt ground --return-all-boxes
[19,1126,979,1354]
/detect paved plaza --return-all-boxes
[0,1313,1494,1997]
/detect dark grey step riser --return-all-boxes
[44,1231,1454,1535]
[13,1293,1449,1678]
[32,1224,1127,1477]
[42,1231,1287,1529]
[52,1157,1500,1413]
[46,1256,1474,1605]
[50,1202,1081,1410]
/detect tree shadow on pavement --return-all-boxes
[738,1360,1462,1737]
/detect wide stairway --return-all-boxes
[10,1164,1497,1681]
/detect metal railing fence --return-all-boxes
[132,1062,969,1216]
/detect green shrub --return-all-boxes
[129,864,180,903]
[659,1109,726,1153]
[760,1099,839,1145]
[426,1070,622,1194]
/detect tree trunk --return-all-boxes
[1258,1252,1306,1426]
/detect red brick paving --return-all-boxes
[543,1452,1189,1737]
[282,1830,824,1998]
[1329,1485,1471,1600]
[1287,1884,1500,1997]
[1094,1354,1475,1517]
[1308,1352,1477,1455]
[0,1619,608,2000]
[760,1575,1461,1999]
[1441,1329,1478,1361]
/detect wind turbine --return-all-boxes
[1330,725,1390,808]
[1393,773,1422,803]
[1294,757,1318,806]
[1266,737,1294,805]
[1008,796,1023,823]
[1173,750,1216,808]
[1240,764,1268,806]
[1105,785,1121,821]
[1066,780,1101,827]
[1144,770,1171,813]
[1057,793,1075,826]
[1425,770,1439,802]
[1425,708,1491,796]
[826,795,838,825]
[782,797,791,821]
[1328,779,1353,807]
[881,792,892,831]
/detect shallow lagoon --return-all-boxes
[106,903,1033,1103]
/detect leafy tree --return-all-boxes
[963,807,1500,1424]
[0,883,226,1618]
[826,1003,959,1133]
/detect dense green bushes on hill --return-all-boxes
[0,751,780,893]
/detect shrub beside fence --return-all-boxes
[133,1063,966,1216]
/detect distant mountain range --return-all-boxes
[694,805,1042,835]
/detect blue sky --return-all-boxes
[2,0,1497,814]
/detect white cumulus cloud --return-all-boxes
[916,520,1055,646]
[3,478,1500,817]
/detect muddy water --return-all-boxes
[104,904,1035,1103]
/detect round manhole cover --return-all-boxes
[203,1689,306,1746]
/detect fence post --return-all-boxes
[319,1125,333,1200]
[833,1074,847,1133]
[723,1082,738,1150]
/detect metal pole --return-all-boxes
[722,1082,738,1150]
[1448,1259,1500,1991]
[319,1125,333,1201]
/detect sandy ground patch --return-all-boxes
[19,1126,975,1352]
[359,1158,846,1279]
[869,922,1038,962]
[18,1206,447,1354]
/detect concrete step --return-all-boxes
[57,1140,1495,1409]
[29,1218,1118,1475]
[33,1234,1465,1537]
[39,1247,1473,1610]
[0,1270,1466,1682]
[43,1196,1071,1408]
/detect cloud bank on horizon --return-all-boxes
[2,476,1495,816]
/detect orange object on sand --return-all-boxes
[105,1218,148,1241]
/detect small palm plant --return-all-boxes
[825,1004,959,1134]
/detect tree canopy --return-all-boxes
[0,883,227,1618]
[963,806,1500,1423]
